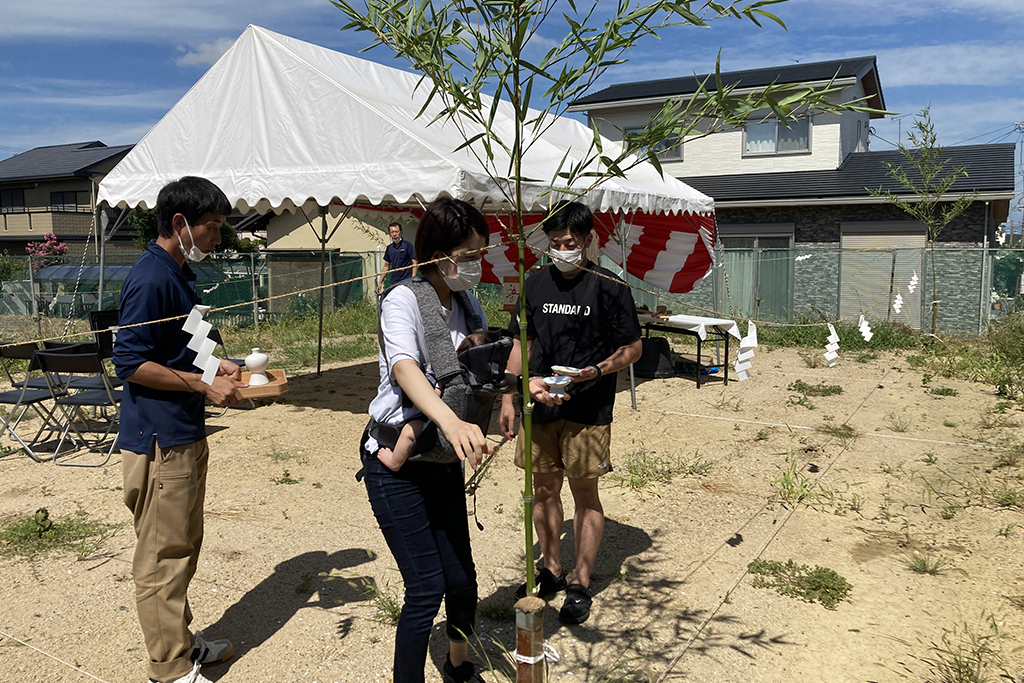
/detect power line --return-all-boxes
[951,124,1014,146]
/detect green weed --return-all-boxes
[363,580,402,625]
[788,379,844,396]
[996,524,1016,538]
[747,558,852,610]
[816,416,858,446]
[929,387,959,397]
[609,446,713,495]
[0,508,120,562]
[886,412,911,433]
[272,469,303,485]
[904,554,953,576]
[922,452,938,465]
[918,613,1010,683]
[770,452,814,505]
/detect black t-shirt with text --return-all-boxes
[508,264,641,425]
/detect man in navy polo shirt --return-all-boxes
[114,176,247,683]
[375,221,417,293]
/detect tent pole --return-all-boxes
[317,207,327,377]
[619,214,637,411]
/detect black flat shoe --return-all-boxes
[514,566,567,599]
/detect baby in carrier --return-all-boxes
[378,329,506,471]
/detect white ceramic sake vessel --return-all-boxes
[245,347,270,385]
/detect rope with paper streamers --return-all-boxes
[1,236,925,353]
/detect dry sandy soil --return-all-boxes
[2,347,1023,683]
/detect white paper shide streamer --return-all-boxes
[823,323,840,367]
[893,292,904,314]
[908,271,918,294]
[858,315,873,342]
[733,322,757,381]
[183,304,221,385]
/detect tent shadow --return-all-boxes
[284,362,380,413]
[201,548,376,680]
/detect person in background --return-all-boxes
[376,221,418,293]
[499,200,642,625]
[114,176,248,683]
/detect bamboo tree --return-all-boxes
[870,107,977,335]
[332,0,880,596]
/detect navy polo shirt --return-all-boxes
[384,239,415,284]
[114,241,207,454]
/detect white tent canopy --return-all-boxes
[97,25,713,218]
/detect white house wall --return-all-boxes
[587,89,856,177]
[838,81,871,158]
[265,206,418,253]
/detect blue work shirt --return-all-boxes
[384,239,416,284]
[114,241,206,454]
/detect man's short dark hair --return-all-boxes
[388,221,402,232]
[155,176,232,238]
[541,201,593,240]
[415,197,489,273]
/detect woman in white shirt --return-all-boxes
[361,197,490,683]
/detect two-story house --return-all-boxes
[568,57,1016,331]
[0,141,135,257]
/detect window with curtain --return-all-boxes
[719,230,794,321]
[744,116,810,155]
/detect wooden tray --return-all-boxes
[239,369,288,398]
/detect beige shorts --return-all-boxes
[514,419,612,479]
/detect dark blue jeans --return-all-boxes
[362,450,477,683]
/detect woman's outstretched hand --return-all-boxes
[443,419,491,470]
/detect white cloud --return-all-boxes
[875,43,1023,87]
[0,0,333,41]
[176,38,236,67]
[3,77,183,111]
[786,0,1024,27]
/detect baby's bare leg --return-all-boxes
[377,420,426,472]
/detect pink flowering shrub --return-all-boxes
[25,232,69,272]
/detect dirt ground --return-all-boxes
[2,346,1023,683]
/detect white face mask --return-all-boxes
[392,237,402,245]
[442,256,482,291]
[176,217,210,262]
[552,246,583,272]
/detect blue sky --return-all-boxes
[1,0,1021,219]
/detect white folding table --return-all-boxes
[636,313,741,388]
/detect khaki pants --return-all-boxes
[123,439,208,682]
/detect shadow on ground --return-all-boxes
[202,548,376,680]
[284,362,379,413]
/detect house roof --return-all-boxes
[569,56,884,115]
[0,141,135,183]
[678,143,1016,207]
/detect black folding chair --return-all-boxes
[0,345,67,462]
[89,310,119,360]
[1,340,50,391]
[42,340,123,391]
[34,351,121,467]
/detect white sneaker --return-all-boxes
[190,631,235,665]
[149,661,212,683]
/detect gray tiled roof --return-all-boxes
[0,141,134,183]
[571,56,883,111]
[678,144,1016,203]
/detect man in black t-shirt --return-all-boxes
[500,201,641,624]
[376,221,417,294]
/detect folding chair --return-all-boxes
[0,344,67,462]
[88,310,119,360]
[1,340,50,390]
[41,340,123,391]
[34,351,121,467]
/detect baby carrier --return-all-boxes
[366,277,513,464]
